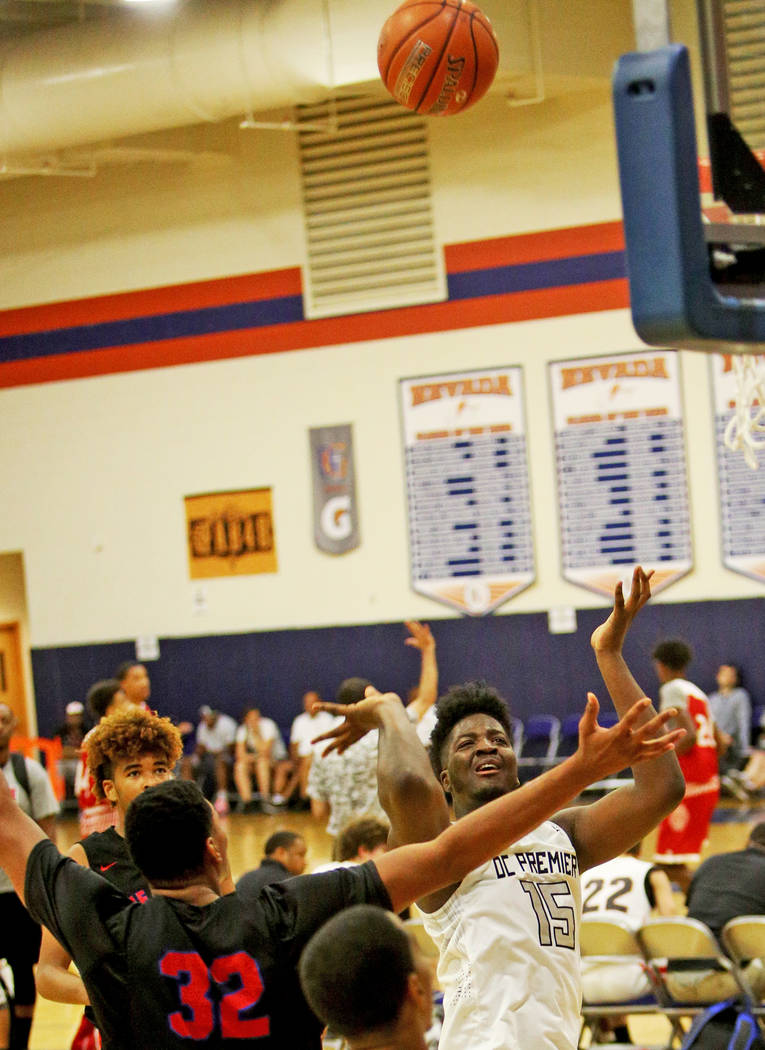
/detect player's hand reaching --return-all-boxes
[311,687,402,757]
[404,620,435,652]
[573,692,684,780]
[590,565,653,656]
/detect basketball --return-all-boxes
[378,0,500,116]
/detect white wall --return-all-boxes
[0,26,757,650]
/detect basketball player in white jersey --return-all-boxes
[312,567,686,1050]
[580,842,676,1043]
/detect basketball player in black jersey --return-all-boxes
[36,708,184,1048]
[0,689,680,1050]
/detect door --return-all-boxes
[0,622,28,737]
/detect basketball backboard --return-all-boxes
[612,0,765,352]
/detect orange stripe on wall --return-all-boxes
[444,221,625,273]
[0,278,630,389]
[0,268,304,338]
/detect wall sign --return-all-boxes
[549,351,692,597]
[400,366,535,616]
[185,488,277,579]
[711,353,765,583]
[309,424,359,555]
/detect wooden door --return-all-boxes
[0,622,28,736]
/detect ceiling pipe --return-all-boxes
[0,0,336,155]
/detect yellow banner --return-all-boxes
[185,489,277,579]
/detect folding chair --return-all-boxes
[637,917,751,1037]
[579,916,670,1049]
[516,715,559,783]
[722,916,765,1016]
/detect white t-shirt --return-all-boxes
[0,753,59,894]
[422,820,581,1050]
[197,713,237,754]
[235,716,287,761]
[290,710,339,758]
[580,854,658,1002]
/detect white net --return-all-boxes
[724,355,765,469]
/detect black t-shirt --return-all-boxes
[25,839,391,1050]
[686,847,765,939]
[80,827,150,903]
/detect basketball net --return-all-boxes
[724,355,765,469]
[698,154,765,469]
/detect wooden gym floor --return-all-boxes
[30,799,763,1050]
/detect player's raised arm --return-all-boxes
[375,693,683,914]
[312,689,449,847]
[0,767,48,905]
[554,567,686,872]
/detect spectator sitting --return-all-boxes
[289,691,339,811]
[682,821,765,1001]
[233,706,296,814]
[235,830,308,894]
[180,705,237,815]
[54,701,89,802]
[312,816,390,873]
[580,841,676,1045]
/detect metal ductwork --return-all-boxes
[0,0,539,158]
[0,0,338,155]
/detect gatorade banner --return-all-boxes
[309,424,359,555]
[400,366,535,616]
[549,350,692,597]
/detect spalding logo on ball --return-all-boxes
[378,0,499,116]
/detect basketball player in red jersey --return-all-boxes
[37,708,185,1049]
[651,639,721,892]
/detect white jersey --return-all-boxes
[422,820,582,1050]
[580,854,657,1003]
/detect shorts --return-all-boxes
[654,786,719,863]
[0,892,42,1006]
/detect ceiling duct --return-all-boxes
[0,0,539,158]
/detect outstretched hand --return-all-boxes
[575,692,684,780]
[404,620,434,652]
[310,686,398,757]
[590,565,653,655]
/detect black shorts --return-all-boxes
[0,892,42,1005]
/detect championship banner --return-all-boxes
[711,353,765,583]
[309,425,359,555]
[400,366,535,616]
[185,488,277,579]
[549,351,692,598]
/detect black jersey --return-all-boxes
[79,827,150,903]
[26,839,391,1050]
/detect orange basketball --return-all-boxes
[377,0,499,116]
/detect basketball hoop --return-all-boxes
[724,355,765,469]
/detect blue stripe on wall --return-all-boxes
[0,295,305,362]
[447,251,626,300]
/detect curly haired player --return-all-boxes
[36,708,185,1050]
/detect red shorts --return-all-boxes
[654,785,719,863]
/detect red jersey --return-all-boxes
[659,678,719,791]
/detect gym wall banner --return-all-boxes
[710,353,765,584]
[399,366,535,616]
[549,350,692,598]
[309,424,359,555]
[185,488,277,579]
